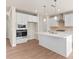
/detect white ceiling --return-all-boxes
[6,0,73,16]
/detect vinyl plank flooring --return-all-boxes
[6,39,72,59]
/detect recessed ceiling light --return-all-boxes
[57,8,60,11]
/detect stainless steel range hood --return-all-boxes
[58,14,65,28]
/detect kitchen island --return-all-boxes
[38,31,72,57]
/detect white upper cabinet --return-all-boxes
[64,13,73,26]
[16,12,39,24]
[16,12,23,24]
[16,12,39,25]
[16,12,28,25]
[28,15,39,22]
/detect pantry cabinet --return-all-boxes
[16,12,39,44]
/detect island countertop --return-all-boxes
[38,31,72,38]
[38,31,73,57]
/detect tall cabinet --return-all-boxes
[16,12,39,44]
[7,7,39,47]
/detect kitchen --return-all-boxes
[6,0,73,59]
[38,13,73,57]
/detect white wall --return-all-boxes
[7,7,16,47]
[7,8,12,42]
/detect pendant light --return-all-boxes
[43,5,47,22]
[43,18,47,22]
[54,0,57,20]
[52,0,58,20]
[54,16,58,20]
[54,7,58,20]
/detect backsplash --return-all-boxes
[49,26,73,32]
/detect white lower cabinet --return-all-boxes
[16,37,28,44]
[38,34,72,57]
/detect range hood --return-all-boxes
[58,14,65,28]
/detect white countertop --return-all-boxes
[38,31,72,38]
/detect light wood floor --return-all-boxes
[6,39,73,59]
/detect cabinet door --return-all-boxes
[38,35,66,56]
[16,12,28,24]
[32,16,39,22]
[28,15,33,22]
[28,15,39,22]
[22,13,28,26]
[64,13,73,26]
[16,12,23,24]
[16,12,29,28]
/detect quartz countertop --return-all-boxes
[38,31,72,38]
